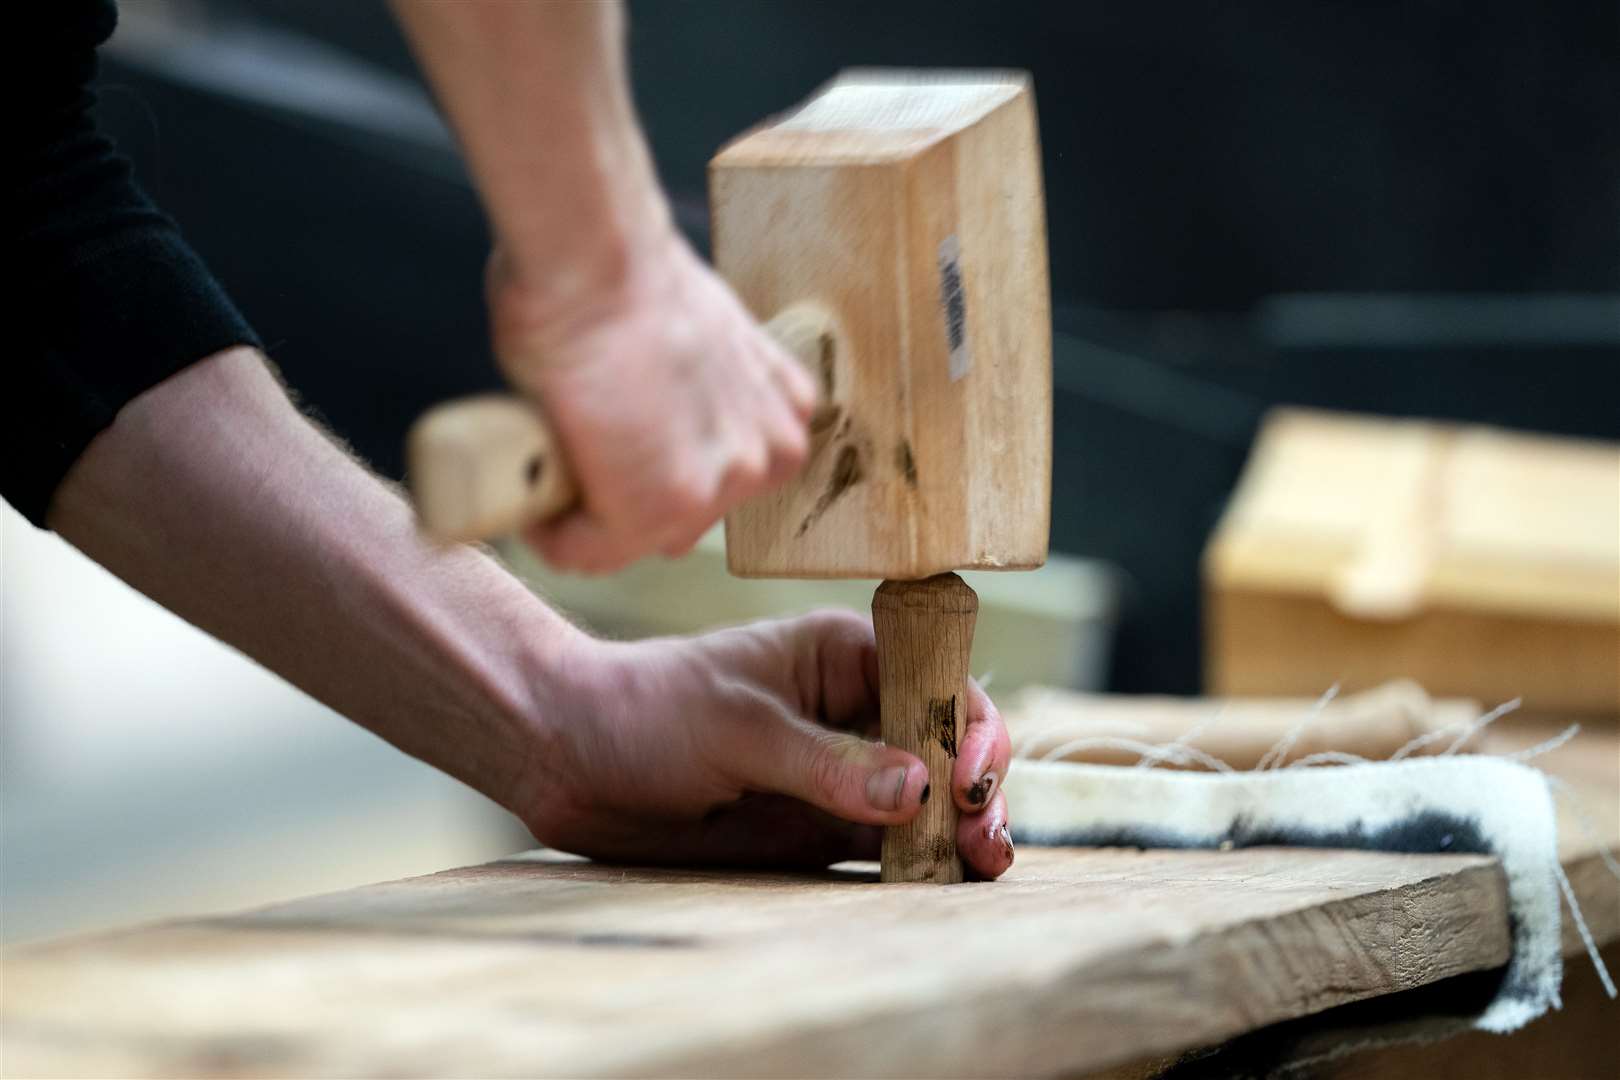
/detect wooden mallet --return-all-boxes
[409,70,1052,883]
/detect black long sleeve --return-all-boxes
[8,0,261,527]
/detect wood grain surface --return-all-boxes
[715,70,1052,580]
[3,728,1612,1080]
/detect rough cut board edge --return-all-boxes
[1114,941,1620,1080]
[1133,727,1620,1079]
[643,859,1511,1080]
[0,851,1512,1080]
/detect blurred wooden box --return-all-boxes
[1205,409,1619,714]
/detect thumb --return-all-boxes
[752,718,931,827]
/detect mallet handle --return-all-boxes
[873,573,978,883]
[407,303,834,542]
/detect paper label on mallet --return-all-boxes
[937,235,971,381]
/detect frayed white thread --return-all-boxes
[1008,689,1058,760]
[1010,685,1609,1024]
[1015,688,1482,773]
[1009,689,1155,761]
[1285,750,1373,768]
[1035,735,1236,773]
[1388,718,1470,760]
[1256,683,1340,770]
[1506,724,1581,763]
[1441,697,1523,755]
[1546,777,1620,883]
[1387,695,1521,761]
[1135,704,1228,770]
[1546,778,1620,997]
[1011,734,1047,760]
[1553,859,1618,999]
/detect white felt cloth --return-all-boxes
[1004,756,1562,1032]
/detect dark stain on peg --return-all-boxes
[896,440,918,488]
[818,332,836,398]
[928,695,959,757]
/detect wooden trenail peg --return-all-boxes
[872,573,978,883]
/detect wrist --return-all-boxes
[504,630,625,840]
[496,122,674,272]
[487,212,682,358]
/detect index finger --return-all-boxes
[952,678,1011,813]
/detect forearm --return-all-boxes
[48,348,579,811]
[392,0,671,312]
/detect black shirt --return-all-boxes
[9,0,260,527]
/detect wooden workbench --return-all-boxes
[3,727,1614,1079]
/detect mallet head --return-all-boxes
[713,70,1052,581]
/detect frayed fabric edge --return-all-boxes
[1005,755,1566,1033]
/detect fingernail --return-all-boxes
[998,823,1015,864]
[920,782,931,806]
[965,770,997,807]
[866,765,909,812]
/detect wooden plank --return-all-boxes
[1104,943,1620,1080]
[1316,944,1620,1080]
[1,849,1507,1078]
[1101,723,1620,1079]
[5,728,1610,1079]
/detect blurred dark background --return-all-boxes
[95,0,1620,694]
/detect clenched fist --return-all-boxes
[487,233,818,573]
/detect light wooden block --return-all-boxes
[1205,408,1620,713]
[713,71,1052,579]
